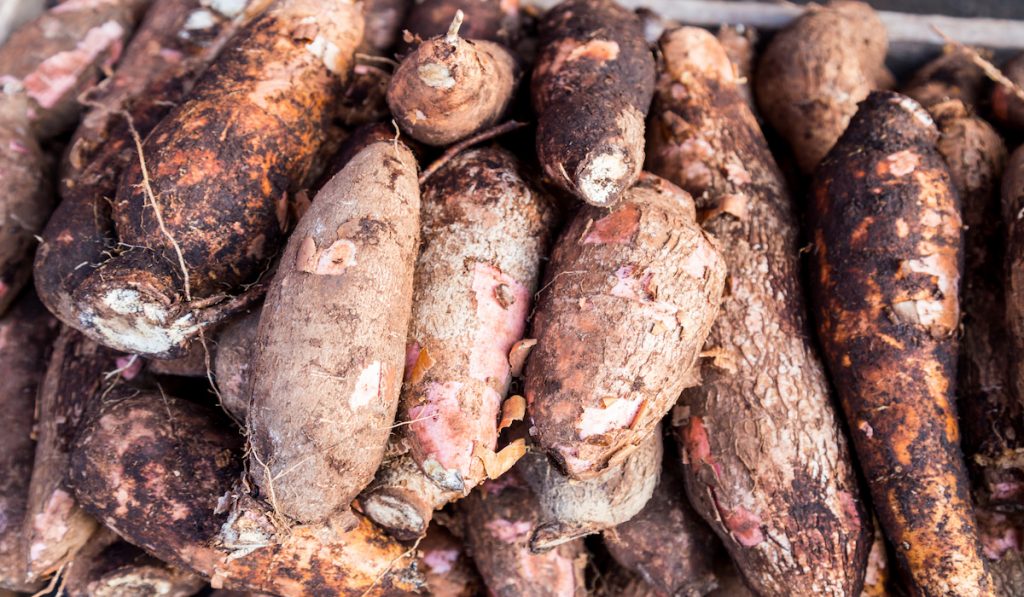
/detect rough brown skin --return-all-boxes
[520,429,661,552]
[388,23,519,146]
[0,292,58,592]
[461,474,587,597]
[247,139,420,526]
[62,0,365,357]
[603,445,722,597]
[22,327,123,582]
[992,53,1024,131]
[810,91,993,596]
[1002,147,1024,498]
[212,307,261,421]
[71,391,425,596]
[360,0,408,54]
[645,27,871,596]
[360,147,557,538]
[715,25,758,115]
[755,1,891,174]
[338,62,391,127]
[63,528,205,597]
[0,95,52,316]
[532,0,655,207]
[420,523,481,597]
[904,54,1016,509]
[525,173,725,480]
[37,0,254,326]
[0,0,148,139]
[146,341,210,378]
[402,0,520,48]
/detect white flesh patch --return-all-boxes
[183,9,216,30]
[81,289,199,355]
[363,494,424,532]
[203,0,247,17]
[417,63,456,89]
[306,35,342,74]
[578,152,629,206]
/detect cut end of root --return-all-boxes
[529,522,596,554]
[76,286,200,357]
[575,150,632,207]
[362,493,429,541]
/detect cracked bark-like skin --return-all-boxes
[524,173,725,479]
[63,528,205,597]
[212,307,261,421]
[810,91,993,596]
[23,327,121,582]
[532,0,655,207]
[35,0,253,329]
[66,0,364,357]
[0,292,58,592]
[71,391,424,596]
[905,54,1017,509]
[388,33,518,146]
[603,445,721,597]
[247,140,420,525]
[520,429,661,552]
[715,25,757,116]
[462,474,587,597]
[992,53,1024,131]
[755,1,890,174]
[0,95,52,316]
[361,147,557,538]
[420,523,481,597]
[647,27,871,596]
[402,0,519,48]
[0,0,148,139]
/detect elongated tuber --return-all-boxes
[525,172,725,479]
[61,0,364,357]
[755,1,890,173]
[462,474,587,597]
[71,390,424,596]
[388,14,519,146]
[248,139,420,525]
[361,146,557,538]
[0,293,57,592]
[603,445,722,597]
[532,0,655,207]
[647,27,871,595]
[810,90,992,596]
[23,327,122,582]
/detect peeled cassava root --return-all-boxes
[810,90,993,596]
[525,172,725,479]
[462,474,588,597]
[648,27,870,596]
[56,0,364,357]
[0,293,58,592]
[904,49,1017,508]
[519,427,662,552]
[71,390,424,596]
[532,0,655,207]
[248,139,420,526]
[35,0,252,329]
[361,146,557,538]
[756,0,890,174]
[388,13,518,146]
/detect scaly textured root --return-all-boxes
[532,0,655,207]
[810,91,993,596]
[647,27,871,596]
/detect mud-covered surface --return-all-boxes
[23,327,122,581]
[361,147,557,538]
[0,0,147,138]
[462,474,587,597]
[402,0,520,49]
[756,0,890,174]
[647,27,871,596]
[247,140,420,525]
[388,34,518,146]
[520,429,662,552]
[524,173,725,480]
[992,53,1024,131]
[0,96,52,316]
[0,292,58,592]
[603,446,722,597]
[532,0,655,207]
[810,91,993,596]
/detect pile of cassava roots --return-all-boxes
[4,0,1024,595]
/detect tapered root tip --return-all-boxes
[446,9,464,44]
[529,522,597,554]
[362,492,430,541]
